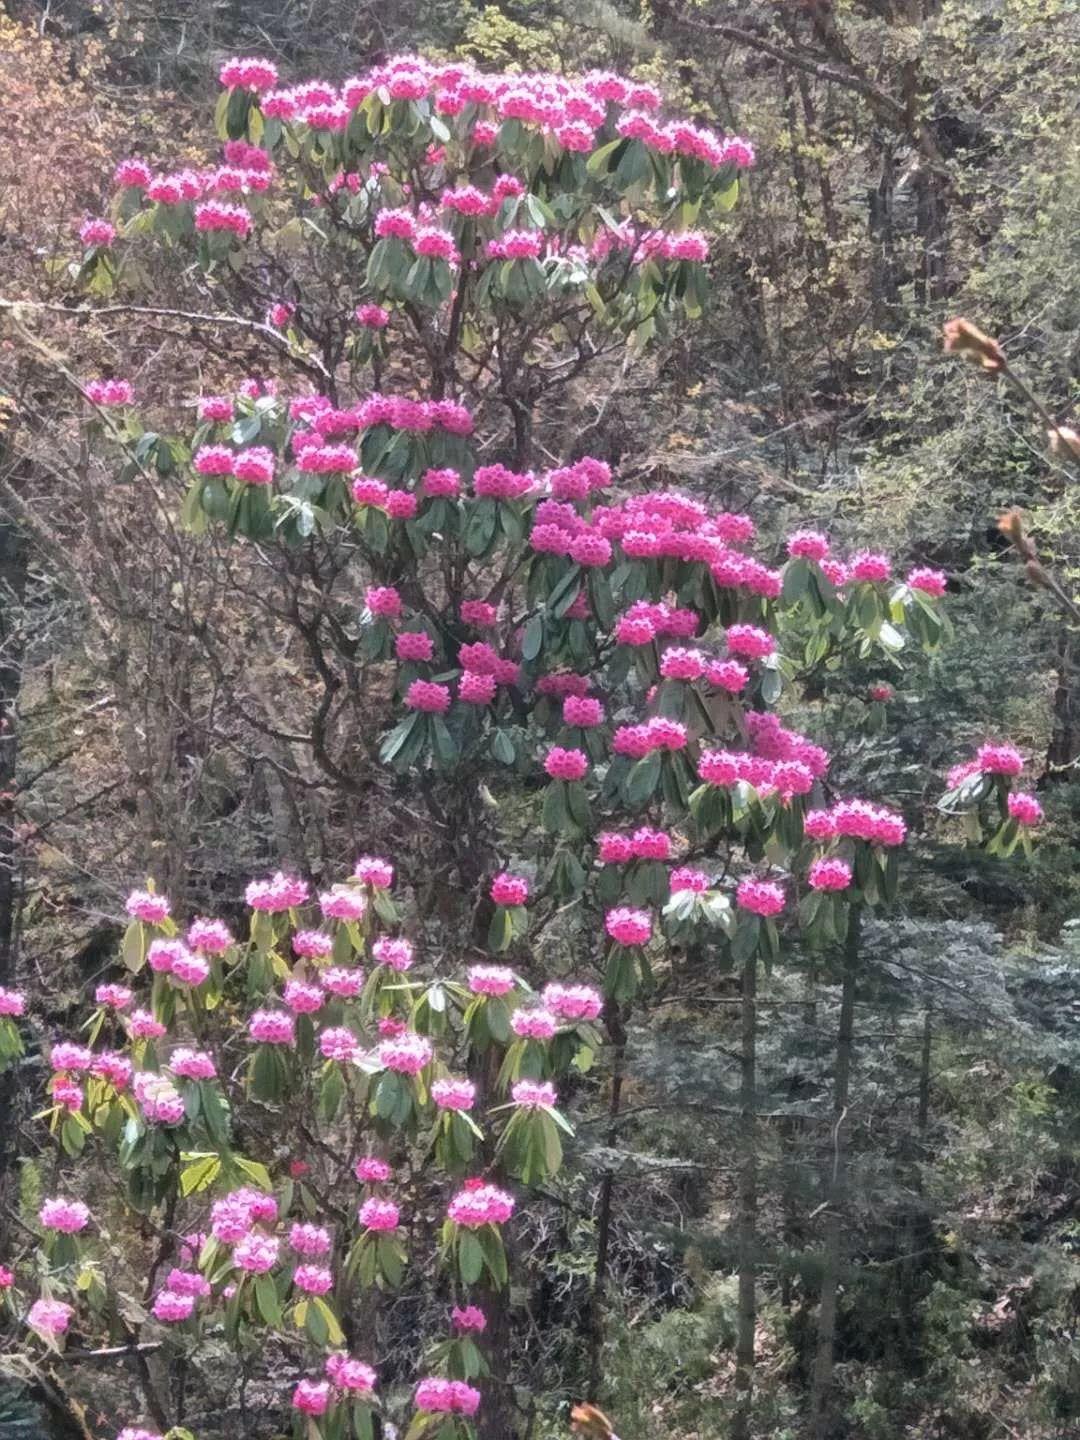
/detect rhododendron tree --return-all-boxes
[0,45,1035,1440]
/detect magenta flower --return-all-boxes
[736,879,785,916]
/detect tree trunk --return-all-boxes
[732,953,758,1440]
[809,906,861,1438]
[587,1000,627,1402]
[0,497,27,1206]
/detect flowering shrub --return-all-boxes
[0,44,1023,1440]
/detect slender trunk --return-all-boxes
[587,1001,627,1401]
[917,1009,932,1136]
[1046,630,1076,777]
[0,499,27,1207]
[732,954,758,1440]
[809,906,861,1438]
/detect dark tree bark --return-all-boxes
[732,951,758,1440]
[809,905,861,1438]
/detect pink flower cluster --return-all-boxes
[490,873,529,906]
[431,1077,476,1110]
[377,1032,433,1074]
[469,964,516,996]
[598,828,672,863]
[511,1008,558,1040]
[542,982,603,1021]
[245,871,310,911]
[446,1182,515,1228]
[605,907,652,946]
[39,1198,90,1234]
[84,378,133,407]
[512,1079,557,1108]
[804,800,907,847]
[807,858,853,892]
[359,1196,400,1231]
[415,1378,482,1416]
[736,879,785,916]
[133,1072,186,1125]
[612,716,688,756]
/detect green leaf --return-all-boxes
[180,1154,221,1196]
[522,615,545,662]
[491,729,516,765]
[121,920,147,973]
[458,1230,484,1285]
[488,906,514,953]
[234,1156,273,1191]
[254,1272,281,1327]
[313,1296,345,1344]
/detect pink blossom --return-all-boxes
[152,1290,195,1322]
[469,965,515,996]
[606,907,652,946]
[705,659,749,693]
[194,201,252,236]
[1008,792,1043,826]
[356,303,390,328]
[850,551,892,583]
[0,986,25,1016]
[358,1196,400,1231]
[320,1027,360,1063]
[354,1156,391,1183]
[373,937,414,972]
[49,1043,93,1072]
[248,1010,296,1045]
[293,929,333,959]
[293,1379,330,1416]
[447,1182,514,1228]
[165,1268,210,1297]
[452,1304,487,1332]
[79,217,115,248]
[736,879,785,916]
[421,467,461,499]
[90,1052,132,1090]
[171,952,210,987]
[378,1032,432,1074]
[219,56,279,92]
[366,585,402,618]
[510,1008,558,1040]
[320,886,367,921]
[289,1223,331,1257]
[460,670,497,704]
[660,647,706,681]
[147,939,187,974]
[787,530,830,561]
[804,809,838,841]
[869,683,894,702]
[907,566,947,597]
[326,1354,377,1392]
[186,917,233,953]
[831,799,907,846]
[128,1009,166,1040]
[53,1077,83,1109]
[283,978,324,1014]
[125,889,170,924]
[40,1198,90,1233]
[374,208,417,240]
[542,982,603,1022]
[511,1079,556,1108]
[27,1298,74,1338]
[134,1073,186,1124]
[406,679,451,713]
[0,1266,13,1288]
[631,827,672,861]
[114,157,153,188]
[544,746,588,781]
[386,489,419,520]
[169,1048,217,1080]
[726,624,776,659]
[977,742,1024,776]
[233,1233,279,1273]
[431,1077,476,1110]
[473,463,535,500]
[670,867,710,894]
[233,447,275,486]
[94,983,133,1010]
[491,873,528,906]
[597,832,634,865]
[354,855,393,888]
[245,872,309,912]
[821,558,848,587]
[396,630,434,662]
[807,859,853,892]
[563,695,603,728]
[293,1264,333,1295]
